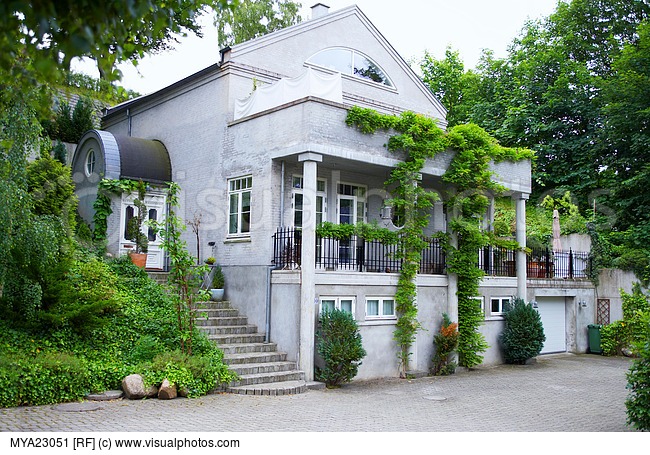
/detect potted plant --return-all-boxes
[204,256,216,265]
[209,265,225,301]
[126,181,149,268]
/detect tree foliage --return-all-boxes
[499,298,546,364]
[1,0,234,81]
[214,0,302,47]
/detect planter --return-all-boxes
[130,253,148,269]
[210,288,225,301]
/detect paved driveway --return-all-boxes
[0,354,636,432]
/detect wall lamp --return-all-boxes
[578,300,587,308]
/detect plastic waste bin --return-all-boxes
[588,324,602,354]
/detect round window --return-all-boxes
[85,149,96,177]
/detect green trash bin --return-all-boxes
[588,324,602,354]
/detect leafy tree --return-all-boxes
[420,47,474,127]
[1,0,234,81]
[215,0,302,47]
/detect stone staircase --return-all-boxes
[195,300,308,395]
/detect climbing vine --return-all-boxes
[92,178,140,243]
[347,107,447,377]
[346,107,533,372]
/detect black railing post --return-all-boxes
[569,248,574,279]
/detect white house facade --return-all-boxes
[72,4,597,386]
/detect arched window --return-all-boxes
[85,149,96,177]
[307,48,393,87]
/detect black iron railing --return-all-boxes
[527,248,590,279]
[271,227,446,274]
[478,246,517,277]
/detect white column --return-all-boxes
[298,152,322,381]
[514,192,529,299]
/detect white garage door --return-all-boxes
[536,297,566,354]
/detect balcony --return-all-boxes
[527,248,591,279]
[272,227,446,275]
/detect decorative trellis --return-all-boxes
[597,299,610,325]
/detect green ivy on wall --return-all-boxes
[346,107,533,372]
[92,178,140,243]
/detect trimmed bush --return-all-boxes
[499,298,546,364]
[316,309,366,388]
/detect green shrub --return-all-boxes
[0,351,92,407]
[316,309,366,388]
[499,298,546,364]
[140,350,236,398]
[626,312,650,431]
[601,284,650,356]
[432,313,459,375]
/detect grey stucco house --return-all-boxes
[72,4,597,382]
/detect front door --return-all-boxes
[119,191,167,270]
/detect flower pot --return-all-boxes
[130,253,148,268]
[210,289,225,301]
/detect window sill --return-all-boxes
[224,236,251,244]
[359,319,398,327]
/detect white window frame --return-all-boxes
[490,296,510,317]
[85,149,96,177]
[336,182,367,225]
[365,297,396,320]
[228,175,252,237]
[291,175,327,228]
[319,296,356,317]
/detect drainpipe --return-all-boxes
[280,161,285,228]
[265,265,274,343]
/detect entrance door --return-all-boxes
[119,191,167,270]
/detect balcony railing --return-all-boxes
[272,227,446,275]
[527,248,590,279]
[478,246,517,277]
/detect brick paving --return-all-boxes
[0,354,636,432]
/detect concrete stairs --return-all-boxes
[195,300,308,395]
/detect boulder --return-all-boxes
[158,379,178,400]
[178,387,189,398]
[122,374,158,400]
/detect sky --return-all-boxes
[72,0,560,95]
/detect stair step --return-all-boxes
[228,361,297,376]
[224,351,288,365]
[195,308,240,318]
[226,380,307,396]
[195,317,249,326]
[230,370,305,387]
[196,301,233,310]
[207,333,267,344]
[197,324,259,335]
[219,342,278,355]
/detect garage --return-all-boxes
[535,297,567,354]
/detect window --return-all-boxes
[307,47,394,87]
[292,176,326,228]
[228,176,252,236]
[85,149,96,176]
[490,297,510,316]
[319,296,355,316]
[365,297,396,320]
[337,183,366,225]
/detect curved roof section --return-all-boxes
[75,130,171,184]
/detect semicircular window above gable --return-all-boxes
[307,47,394,87]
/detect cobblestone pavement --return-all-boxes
[0,354,636,432]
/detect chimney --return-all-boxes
[311,3,330,19]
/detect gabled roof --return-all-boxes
[224,5,447,118]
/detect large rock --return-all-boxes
[158,379,178,400]
[121,374,158,400]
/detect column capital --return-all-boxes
[298,152,323,163]
[511,191,530,201]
